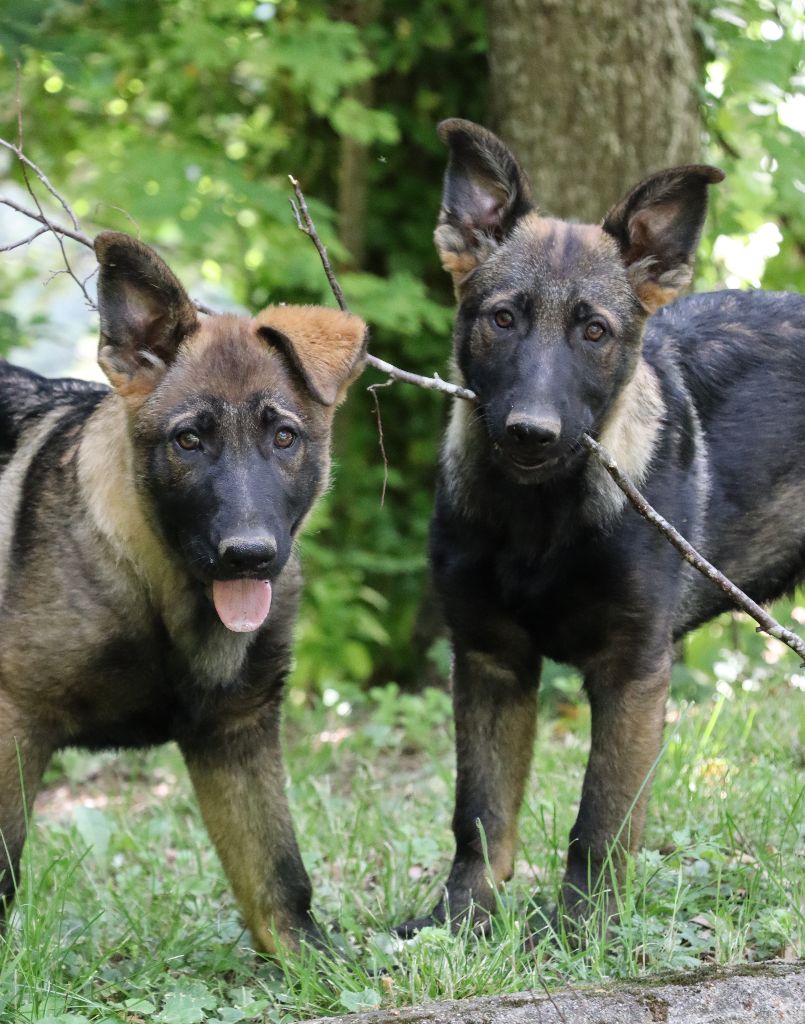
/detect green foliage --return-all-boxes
[696,0,805,291]
[0,0,802,691]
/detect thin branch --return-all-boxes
[12,87,94,309]
[367,378,394,506]
[2,116,97,309]
[0,197,93,248]
[581,434,805,665]
[288,175,805,668]
[288,175,349,312]
[0,225,48,252]
[0,193,217,320]
[2,129,81,229]
[365,354,477,401]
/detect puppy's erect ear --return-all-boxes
[255,306,367,407]
[602,165,724,314]
[94,231,200,396]
[436,118,533,286]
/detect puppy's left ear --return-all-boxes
[602,165,724,314]
[255,306,368,406]
[94,231,200,382]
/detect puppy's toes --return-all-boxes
[392,914,443,939]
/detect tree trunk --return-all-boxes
[335,0,380,270]
[484,0,702,221]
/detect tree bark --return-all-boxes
[303,960,805,1024]
[335,0,380,270]
[485,0,702,221]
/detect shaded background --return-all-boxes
[0,0,803,697]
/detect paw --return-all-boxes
[524,889,616,951]
[392,913,445,939]
[393,900,494,940]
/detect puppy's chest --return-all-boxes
[494,536,622,665]
[56,623,260,749]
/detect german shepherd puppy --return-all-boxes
[396,119,805,937]
[0,232,366,952]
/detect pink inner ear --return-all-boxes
[476,193,504,229]
[120,281,169,349]
[627,203,680,263]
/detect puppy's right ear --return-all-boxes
[94,231,199,402]
[435,119,533,287]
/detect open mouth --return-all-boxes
[212,578,273,633]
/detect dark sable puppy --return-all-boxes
[396,119,805,938]
[0,232,366,952]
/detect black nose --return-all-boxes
[218,534,278,574]
[505,413,561,447]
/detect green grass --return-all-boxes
[1,615,804,1023]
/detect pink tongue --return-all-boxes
[212,579,272,633]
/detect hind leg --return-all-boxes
[0,698,51,926]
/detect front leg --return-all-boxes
[0,697,52,928]
[559,648,672,928]
[397,621,540,935]
[180,698,320,955]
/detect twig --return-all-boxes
[3,112,97,309]
[0,197,93,248]
[0,225,48,252]
[1,137,81,232]
[367,379,394,506]
[288,175,348,312]
[365,354,476,400]
[288,176,805,668]
[582,434,805,665]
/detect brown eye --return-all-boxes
[274,427,297,450]
[584,321,606,342]
[176,430,201,451]
[493,308,515,329]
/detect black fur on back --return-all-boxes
[0,360,108,470]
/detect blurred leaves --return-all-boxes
[696,0,805,290]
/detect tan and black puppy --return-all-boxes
[0,232,366,952]
[396,119,805,940]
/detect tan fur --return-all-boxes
[254,306,367,407]
[186,742,303,955]
[447,647,539,921]
[634,280,684,314]
[584,358,666,523]
[0,408,70,608]
[102,364,165,409]
[434,222,501,295]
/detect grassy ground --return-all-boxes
[1,614,803,1023]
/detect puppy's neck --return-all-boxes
[582,357,665,524]
[77,395,170,581]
